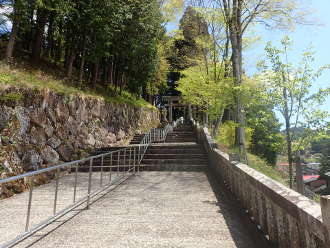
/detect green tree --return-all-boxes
[258,36,330,188]
[4,0,28,62]
[209,0,312,162]
[247,104,284,165]
[172,6,233,135]
[1,0,165,100]
[158,0,184,24]
[177,64,233,131]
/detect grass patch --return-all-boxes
[247,153,289,187]
[0,92,23,102]
[0,61,154,109]
[215,132,289,187]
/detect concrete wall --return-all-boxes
[197,126,330,248]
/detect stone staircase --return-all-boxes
[129,134,145,144]
[165,124,197,143]
[84,124,208,172]
[141,124,208,171]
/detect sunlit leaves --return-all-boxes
[257,36,330,152]
[158,0,184,23]
[177,62,234,118]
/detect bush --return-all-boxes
[216,121,252,149]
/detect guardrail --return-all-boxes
[194,124,330,247]
[0,118,182,248]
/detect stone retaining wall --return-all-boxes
[0,86,159,197]
[197,126,330,248]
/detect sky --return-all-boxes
[244,0,330,114]
[166,0,330,118]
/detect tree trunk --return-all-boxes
[56,20,63,62]
[102,62,107,85]
[119,73,124,95]
[31,9,48,64]
[78,54,86,83]
[78,34,87,83]
[283,87,293,188]
[295,152,305,194]
[26,0,35,51]
[92,63,99,87]
[203,112,209,127]
[5,16,20,63]
[212,108,225,137]
[66,50,76,79]
[108,60,114,84]
[230,32,246,161]
[224,0,247,162]
[47,12,55,58]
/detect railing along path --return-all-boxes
[0,118,182,248]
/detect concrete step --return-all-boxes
[149,143,201,149]
[168,133,194,136]
[166,136,196,139]
[166,136,195,139]
[173,129,194,132]
[78,165,138,172]
[147,148,203,154]
[142,158,208,165]
[166,138,197,141]
[129,134,145,144]
[147,147,203,154]
[141,164,206,172]
[130,141,142,144]
[144,154,206,159]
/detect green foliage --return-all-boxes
[0,62,153,108]
[167,7,209,71]
[257,36,330,152]
[216,121,252,149]
[247,104,284,165]
[2,0,166,100]
[0,92,23,102]
[174,6,235,126]
[311,133,330,155]
[159,0,184,23]
[177,64,233,116]
[216,121,237,148]
[247,153,288,187]
[315,126,330,173]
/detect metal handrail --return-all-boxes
[0,118,182,248]
[137,117,183,163]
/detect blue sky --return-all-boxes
[244,0,330,113]
[166,0,330,115]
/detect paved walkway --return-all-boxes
[0,171,124,247]
[7,171,263,248]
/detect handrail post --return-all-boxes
[86,158,93,210]
[123,149,126,177]
[133,147,136,175]
[25,176,34,232]
[100,155,104,187]
[129,147,132,174]
[109,153,112,183]
[53,168,60,215]
[138,144,141,163]
[321,195,330,243]
[73,162,78,203]
[117,150,120,176]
